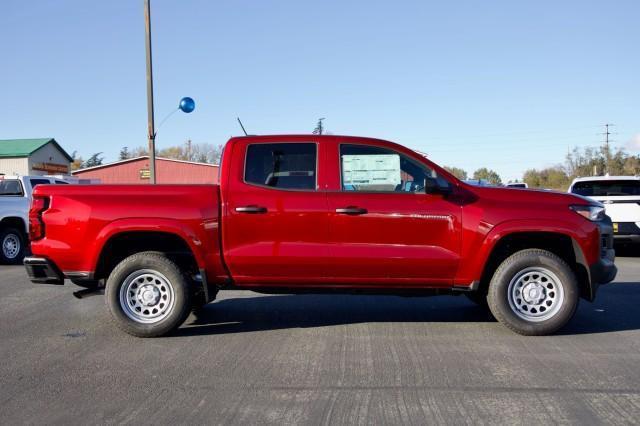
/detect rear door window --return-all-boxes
[571,180,640,196]
[30,179,51,189]
[244,143,317,190]
[0,180,24,196]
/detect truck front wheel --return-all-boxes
[487,249,579,336]
[105,252,192,337]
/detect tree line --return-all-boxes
[71,137,640,191]
[71,140,224,171]
[444,144,640,190]
[442,166,503,185]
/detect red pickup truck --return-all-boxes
[24,135,616,337]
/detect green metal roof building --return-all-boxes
[0,138,73,176]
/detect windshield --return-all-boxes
[571,180,640,196]
[0,180,24,196]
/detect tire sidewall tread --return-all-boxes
[105,251,192,337]
[487,249,579,336]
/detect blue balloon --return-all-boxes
[179,97,195,113]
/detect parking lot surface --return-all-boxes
[1,257,640,424]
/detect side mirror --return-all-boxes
[425,177,452,196]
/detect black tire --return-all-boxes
[105,252,192,337]
[487,249,579,336]
[0,227,26,264]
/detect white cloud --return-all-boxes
[627,134,640,151]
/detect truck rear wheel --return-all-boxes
[487,249,579,336]
[105,252,192,337]
[0,227,25,264]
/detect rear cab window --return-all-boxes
[244,143,317,190]
[29,178,51,189]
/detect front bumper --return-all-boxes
[589,249,617,285]
[614,234,640,243]
[24,257,64,285]
[590,217,617,286]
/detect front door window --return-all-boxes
[340,144,448,193]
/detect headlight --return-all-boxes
[570,205,605,221]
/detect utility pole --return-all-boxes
[604,123,613,151]
[144,0,156,184]
[601,123,614,175]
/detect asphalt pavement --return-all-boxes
[1,256,640,424]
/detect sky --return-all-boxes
[1,0,639,181]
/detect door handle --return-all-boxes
[335,206,368,215]
[235,205,267,214]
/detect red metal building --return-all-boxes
[72,156,219,184]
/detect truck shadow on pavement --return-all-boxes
[176,281,640,337]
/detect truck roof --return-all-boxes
[229,134,394,144]
[570,175,640,183]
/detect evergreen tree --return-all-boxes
[312,118,325,135]
[82,153,104,168]
[119,147,130,160]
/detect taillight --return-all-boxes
[29,196,49,241]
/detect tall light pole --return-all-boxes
[143,1,196,184]
[144,0,157,183]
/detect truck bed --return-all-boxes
[29,184,227,285]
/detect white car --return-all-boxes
[507,182,528,189]
[568,175,640,244]
[0,176,71,263]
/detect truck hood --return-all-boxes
[455,185,603,233]
[464,185,597,208]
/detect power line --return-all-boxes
[413,127,634,155]
[423,136,599,153]
[420,125,602,141]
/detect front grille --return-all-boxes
[614,222,640,235]
[605,200,640,205]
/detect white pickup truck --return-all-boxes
[568,175,640,245]
[0,176,72,263]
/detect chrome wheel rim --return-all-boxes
[507,267,564,322]
[3,234,20,259]
[119,269,175,324]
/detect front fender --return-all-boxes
[455,218,595,285]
